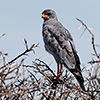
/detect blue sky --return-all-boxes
[0,0,100,71]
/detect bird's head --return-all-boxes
[42,9,58,22]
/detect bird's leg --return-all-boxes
[60,64,63,76]
[56,64,63,78]
[57,63,59,76]
[56,63,60,78]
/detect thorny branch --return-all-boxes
[0,39,39,69]
[0,19,100,99]
[76,18,100,63]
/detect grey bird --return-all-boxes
[41,9,85,91]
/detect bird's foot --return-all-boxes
[56,72,62,78]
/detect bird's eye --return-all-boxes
[47,13,51,15]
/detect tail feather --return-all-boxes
[64,63,86,91]
[64,41,86,91]
[71,69,86,91]
[74,72,85,91]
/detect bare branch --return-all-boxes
[77,18,100,59]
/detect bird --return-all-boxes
[41,9,85,91]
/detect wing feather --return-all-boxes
[42,20,80,70]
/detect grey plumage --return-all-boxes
[42,9,85,91]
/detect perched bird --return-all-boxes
[41,9,85,91]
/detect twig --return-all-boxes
[35,59,56,77]
[0,33,6,38]
[76,18,100,59]
[88,60,100,64]
[0,39,38,69]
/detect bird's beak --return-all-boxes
[42,13,49,18]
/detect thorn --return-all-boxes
[78,24,83,30]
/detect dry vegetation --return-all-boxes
[0,19,100,100]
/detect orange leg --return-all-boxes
[60,64,63,75]
[56,64,63,78]
[57,63,59,76]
